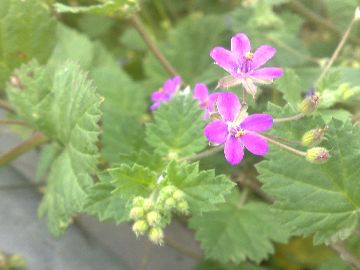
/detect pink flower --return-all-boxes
[151,76,181,110]
[192,83,220,119]
[210,33,283,97]
[204,92,273,165]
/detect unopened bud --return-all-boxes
[132,196,145,207]
[146,211,161,226]
[172,190,185,201]
[306,147,330,164]
[129,207,144,220]
[8,255,26,268]
[298,94,320,114]
[148,227,164,245]
[176,200,189,214]
[143,198,153,211]
[164,197,176,210]
[132,220,148,236]
[161,185,176,196]
[301,127,327,147]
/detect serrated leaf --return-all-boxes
[258,105,360,244]
[35,143,61,183]
[165,161,235,214]
[0,0,56,88]
[85,173,130,223]
[146,95,206,158]
[119,150,165,172]
[190,191,289,264]
[276,69,302,107]
[54,0,139,17]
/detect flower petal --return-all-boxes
[241,132,269,156]
[193,83,208,101]
[216,92,241,121]
[224,136,244,165]
[240,114,273,132]
[251,45,276,69]
[150,101,161,110]
[207,93,220,113]
[249,67,283,80]
[231,33,251,58]
[163,76,181,95]
[210,47,237,74]
[151,91,166,102]
[204,120,228,144]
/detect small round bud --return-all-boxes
[298,94,320,114]
[176,200,189,214]
[129,207,144,220]
[8,255,26,268]
[146,211,161,226]
[132,220,148,236]
[172,190,185,201]
[306,147,330,164]
[301,128,327,147]
[148,227,164,245]
[132,196,145,207]
[143,198,154,211]
[164,197,176,210]
[161,185,176,196]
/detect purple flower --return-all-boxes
[210,33,283,97]
[151,76,181,110]
[204,92,273,165]
[193,83,220,119]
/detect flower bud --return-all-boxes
[132,220,148,236]
[306,147,330,164]
[129,207,144,220]
[132,196,145,207]
[176,200,189,214]
[8,255,26,268]
[172,190,185,201]
[146,211,161,226]
[164,197,176,210]
[161,185,176,196]
[148,227,164,245]
[143,198,154,211]
[301,127,327,147]
[298,94,320,114]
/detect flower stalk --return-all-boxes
[273,113,304,123]
[260,134,307,157]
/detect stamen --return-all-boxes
[235,129,246,138]
[245,52,254,59]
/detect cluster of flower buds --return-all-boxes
[157,185,189,214]
[130,196,164,245]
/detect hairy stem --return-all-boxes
[287,0,360,45]
[0,119,31,127]
[0,99,15,113]
[273,113,304,123]
[179,145,224,163]
[0,132,48,166]
[316,16,358,86]
[330,242,360,270]
[130,14,178,77]
[164,236,202,260]
[260,134,307,157]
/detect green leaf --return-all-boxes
[165,161,235,214]
[0,0,56,88]
[146,95,206,159]
[110,164,158,198]
[276,69,302,107]
[258,105,360,244]
[54,0,139,17]
[7,61,102,235]
[119,150,166,172]
[35,143,61,183]
[85,173,130,223]
[190,191,289,264]
[195,260,271,270]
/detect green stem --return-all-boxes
[180,145,224,163]
[260,134,307,157]
[0,99,15,113]
[330,242,360,270]
[0,133,48,166]
[273,113,304,123]
[0,119,31,127]
[130,14,178,77]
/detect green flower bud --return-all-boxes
[132,220,148,236]
[172,190,185,201]
[298,94,320,114]
[164,197,176,210]
[143,198,154,211]
[148,227,164,245]
[132,196,145,207]
[161,185,176,196]
[176,200,189,214]
[301,127,327,147]
[8,255,26,268]
[129,206,144,220]
[306,147,330,164]
[146,211,161,226]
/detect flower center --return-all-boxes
[245,52,254,60]
[230,126,246,138]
